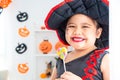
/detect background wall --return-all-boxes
[1,0,120,80]
[109,0,120,80]
[0,0,63,80]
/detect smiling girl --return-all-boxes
[45,0,109,80]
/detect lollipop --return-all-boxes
[57,47,68,71]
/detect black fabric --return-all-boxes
[56,48,109,80]
[45,0,109,48]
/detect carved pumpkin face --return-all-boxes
[0,0,11,8]
[15,43,27,54]
[18,27,30,37]
[17,11,28,22]
[39,40,52,54]
[0,7,3,15]
[55,41,68,50]
[18,63,29,74]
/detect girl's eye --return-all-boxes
[82,26,89,28]
[67,25,75,28]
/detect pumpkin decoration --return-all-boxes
[39,40,52,54]
[40,73,47,79]
[55,41,68,51]
[18,63,29,74]
[18,26,30,37]
[16,11,28,22]
[40,25,46,30]
[15,43,27,54]
[0,7,3,15]
[40,61,53,79]
[0,0,11,8]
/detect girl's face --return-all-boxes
[65,14,102,50]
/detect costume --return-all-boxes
[44,0,109,79]
[56,48,108,80]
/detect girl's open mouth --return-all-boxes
[71,37,85,42]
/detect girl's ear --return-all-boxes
[96,27,102,38]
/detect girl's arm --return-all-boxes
[50,67,57,80]
[101,54,110,80]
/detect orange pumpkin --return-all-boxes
[0,0,12,8]
[40,73,47,78]
[18,63,29,74]
[18,26,30,37]
[39,40,52,54]
[55,41,68,50]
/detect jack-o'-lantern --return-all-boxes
[55,41,68,50]
[39,40,52,54]
[18,26,30,37]
[18,63,29,74]
[15,43,27,54]
[0,0,11,8]
[17,11,28,22]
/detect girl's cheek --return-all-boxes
[66,31,71,36]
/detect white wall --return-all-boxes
[110,0,120,80]
[0,0,62,80]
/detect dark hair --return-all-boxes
[65,14,102,29]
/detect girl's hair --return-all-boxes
[65,14,102,29]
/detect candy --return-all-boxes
[57,47,67,60]
[57,47,68,71]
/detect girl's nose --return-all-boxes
[73,28,82,35]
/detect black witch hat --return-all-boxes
[45,0,109,48]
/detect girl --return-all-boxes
[45,0,109,80]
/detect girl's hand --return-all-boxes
[59,71,82,80]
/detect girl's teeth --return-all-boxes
[72,37,84,42]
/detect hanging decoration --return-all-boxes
[39,39,52,54]
[15,43,27,54]
[16,11,28,22]
[0,6,3,15]
[0,0,12,8]
[18,63,29,74]
[18,26,30,37]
